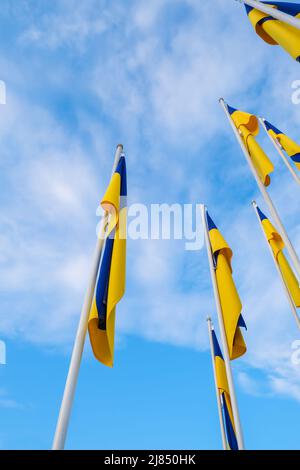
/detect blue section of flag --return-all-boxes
[245,4,252,15]
[116,155,127,197]
[257,206,267,222]
[264,120,282,135]
[95,235,115,330]
[206,212,217,231]
[264,2,300,17]
[245,1,300,17]
[222,392,239,450]
[291,153,300,163]
[212,329,223,359]
[238,314,247,331]
[227,104,237,115]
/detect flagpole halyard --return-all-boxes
[219,98,300,281]
[252,201,300,330]
[52,144,123,450]
[259,117,300,186]
[201,205,245,450]
[207,316,228,450]
[238,0,300,30]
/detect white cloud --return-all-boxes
[133,0,170,30]
[20,1,113,50]
[0,92,102,343]
[0,388,22,410]
[269,374,300,402]
[238,371,263,397]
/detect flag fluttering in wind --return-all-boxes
[245,1,300,62]
[221,98,300,283]
[88,156,127,367]
[264,120,300,171]
[212,329,238,450]
[207,212,247,360]
[228,105,274,186]
[256,206,300,307]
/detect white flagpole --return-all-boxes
[238,0,300,30]
[206,316,228,450]
[259,117,300,186]
[252,201,300,330]
[219,98,300,281]
[52,144,124,450]
[201,205,245,450]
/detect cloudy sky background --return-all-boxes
[0,0,300,449]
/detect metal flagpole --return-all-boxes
[238,0,300,30]
[52,144,124,450]
[252,201,300,330]
[206,316,228,450]
[201,205,245,450]
[219,98,300,281]
[259,117,300,186]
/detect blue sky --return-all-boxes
[0,0,300,450]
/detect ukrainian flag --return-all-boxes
[257,206,300,306]
[212,329,238,450]
[264,120,300,170]
[88,156,127,367]
[228,105,274,186]
[245,2,300,62]
[207,212,247,360]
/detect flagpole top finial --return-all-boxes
[206,316,212,322]
[116,143,123,149]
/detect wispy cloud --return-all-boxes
[19,1,115,51]
[0,388,23,409]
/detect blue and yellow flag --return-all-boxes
[264,120,300,171]
[207,212,247,360]
[228,105,274,186]
[257,206,300,307]
[245,2,300,62]
[88,156,127,367]
[212,329,238,450]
